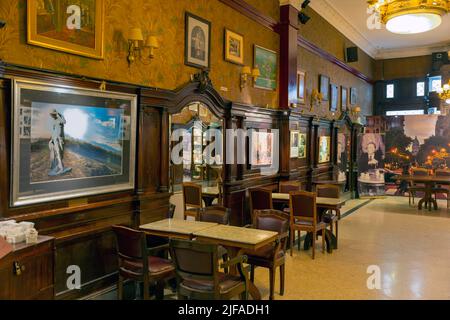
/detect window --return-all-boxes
[386,110,424,116]
[417,81,425,97]
[429,75,442,93]
[386,84,394,99]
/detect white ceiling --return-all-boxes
[285,0,450,59]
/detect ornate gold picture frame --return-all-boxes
[224,29,244,65]
[27,0,105,59]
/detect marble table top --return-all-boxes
[272,193,346,206]
[202,186,219,196]
[140,219,218,237]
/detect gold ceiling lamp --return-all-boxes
[367,0,450,34]
[437,80,450,104]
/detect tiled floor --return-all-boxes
[91,196,450,300]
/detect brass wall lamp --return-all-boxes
[127,28,159,65]
[240,66,260,90]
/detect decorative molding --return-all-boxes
[309,0,378,59]
[218,0,278,31]
[376,43,450,60]
[297,36,374,84]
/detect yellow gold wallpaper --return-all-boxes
[0,0,279,108]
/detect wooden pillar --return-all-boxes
[279,110,291,179]
[159,107,169,192]
[279,5,299,110]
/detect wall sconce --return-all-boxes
[310,89,323,111]
[127,28,159,65]
[240,66,260,90]
[351,105,361,116]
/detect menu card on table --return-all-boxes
[0,237,13,260]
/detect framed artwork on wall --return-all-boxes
[297,70,306,104]
[341,86,348,111]
[318,136,331,164]
[298,133,307,159]
[27,0,105,59]
[350,87,358,105]
[250,130,274,167]
[185,12,211,69]
[330,83,339,112]
[319,75,330,101]
[11,79,137,207]
[224,29,244,65]
[253,45,277,90]
[290,131,299,158]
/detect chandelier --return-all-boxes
[367,0,450,34]
[437,80,450,104]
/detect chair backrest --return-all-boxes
[112,225,147,277]
[279,181,301,194]
[289,191,317,222]
[316,184,340,199]
[412,168,429,176]
[435,169,450,177]
[183,182,203,209]
[167,203,176,219]
[253,209,289,235]
[249,188,273,215]
[199,206,230,225]
[169,239,219,286]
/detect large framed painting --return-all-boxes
[11,79,137,207]
[224,29,244,65]
[27,0,105,59]
[341,86,348,111]
[298,133,307,159]
[254,45,277,90]
[319,75,330,101]
[318,136,331,164]
[350,87,358,105]
[250,130,274,167]
[297,70,306,104]
[185,12,211,69]
[290,130,299,158]
[330,83,339,112]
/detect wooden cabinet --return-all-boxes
[0,236,54,300]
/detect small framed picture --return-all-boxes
[350,87,358,105]
[319,75,330,101]
[330,83,338,112]
[224,29,244,65]
[298,133,307,159]
[185,12,211,69]
[297,70,306,104]
[341,86,348,111]
[290,131,299,158]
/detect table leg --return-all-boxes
[418,183,438,211]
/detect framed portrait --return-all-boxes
[224,29,244,65]
[290,131,299,158]
[330,83,338,112]
[250,130,274,167]
[297,70,306,104]
[185,12,211,69]
[350,87,358,105]
[298,133,307,159]
[27,0,105,59]
[254,45,277,90]
[341,86,348,111]
[318,136,331,164]
[11,79,137,207]
[319,75,330,101]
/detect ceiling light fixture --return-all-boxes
[368,0,450,34]
[437,80,450,104]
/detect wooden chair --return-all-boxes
[408,168,428,206]
[244,209,289,300]
[289,191,327,259]
[433,169,450,209]
[169,239,248,300]
[112,225,175,300]
[316,184,340,249]
[182,182,203,220]
[279,181,301,194]
[249,188,273,221]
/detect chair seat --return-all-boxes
[244,244,284,260]
[123,256,174,276]
[294,220,327,229]
[181,273,243,294]
[185,208,200,215]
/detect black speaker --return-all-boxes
[346,47,358,63]
[431,52,448,71]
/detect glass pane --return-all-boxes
[417,82,425,97]
[386,84,394,98]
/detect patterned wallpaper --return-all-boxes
[0,0,279,108]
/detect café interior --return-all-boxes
[0,0,449,301]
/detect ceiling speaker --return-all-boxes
[431,52,449,71]
[345,47,358,63]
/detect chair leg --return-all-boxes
[143,278,150,300]
[222,253,229,274]
[155,280,165,300]
[280,264,285,296]
[335,220,339,249]
[117,275,124,300]
[290,227,294,256]
[322,230,326,253]
[297,230,301,251]
[312,231,316,259]
[269,268,275,300]
[250,265,255,283]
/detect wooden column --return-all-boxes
[279,110,291,179]
[279,5,299,110]
[159,107,169,192]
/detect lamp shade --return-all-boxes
[146,36,159,48]
[129,28,144,41]
[241,66,251,75]
[251,68,260,78]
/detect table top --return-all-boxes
[272,193,346,206]
[313,180,346,185]
[194,225,278,249]
[202,186,219,196]
[140,219,218,237]
[396,175,450,184]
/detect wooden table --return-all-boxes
[140,219,218,240]
[396,175,450,210]
[194,224,278,300]
[272,193,347,209]
[202,186,220,206]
